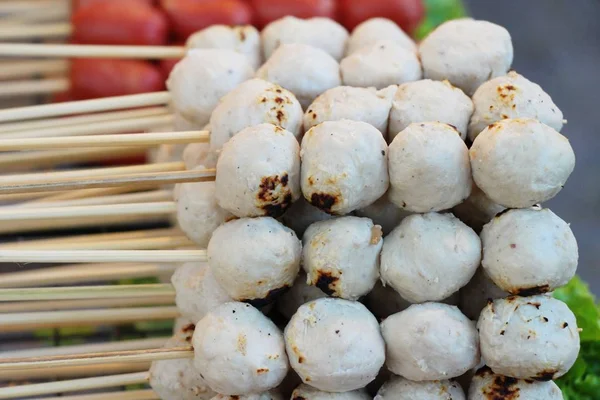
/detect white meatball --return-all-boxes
[302,216,382,300]
[292,383,371,400]
[172,316,197,341]
[175,181,233,248]
[478,295,580,380]
[419,19,513,95]
[182,142,218,171]
[458,268,508,320]
[481,207,578,295]
[285,298,385,392]
[280,196,334,238]
[167,49,254,127]
[341,40,422,89]
[187,25,262,69]
[365,281,460,320]
[208,217,301,304]
[193,302,289,395]
[171,262,233,322]
[150,336,216,400]
[452,183,505,233]
[215,123,300,218]
[262,16,348,61]
[209,79,303,151]
[388,122,472,212]
[381,303,480,380]
[355,191,412,236]
[380,213,481,303]
[375,375,465,400]
[470,118,575,208]
[388,79,473,141]
[211,392,282,400]
[256,44,341,109]
[468,71,564,141]
[304,85,395,136]
[468,366,564,400]
[276,272,326,320]
[346,18,416,55]
[301,120,389,215]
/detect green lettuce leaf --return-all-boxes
[554,276,600,398]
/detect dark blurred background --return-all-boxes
[464,0,600,294]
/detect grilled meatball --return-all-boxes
[187,25,262,69]
[468,366,564,400]
[292,383,371,399]
[374,375,465,400]
[346,18,416,55]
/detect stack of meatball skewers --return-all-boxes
[0,16,579,400]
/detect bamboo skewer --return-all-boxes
[0,1,66,14]
[0,168,215,194]
[0,106,168,134]
[0,295,175,312]
[21,189,173,207]
[0,43,186,59]
[0,235,191,250]
[0,59,68,80]
[0,202,178,220]
[0,5,70,26]
[0,284,175,301]
[1,362,151,380]
[38,390,160,400]
[0,91,171,123]
[0,262,176,288]
[0,130,208,150]
[0,372,150,399]
[0,306,180,332]
[0,22,72,40]
[0,347,192,370]
[26,185,153,203]
[0,113,174,139]
[0,77,69,98]
[0,249,207,263]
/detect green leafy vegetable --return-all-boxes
[554,276,600,399]
[415,0,468,40]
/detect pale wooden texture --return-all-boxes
[0,168,215,194]
[0,1,66,14]
[0,249,207,263]
[36,390,160,400]
[0,147,146,169]
[0,130,208,150]
[0,60,68,80]
[0,306,180,332]
[0,296,175,312]
[0,22,72,40]
[0,43,186,58]
[21,189,173,208]
[0,262,175,288]
[0,284,175,301]
[0,347,192,370]
[0,362,150,380]
[25,186,154,203]
[0,91,171,123]
[0,372,149,399]
[0,77,69,98]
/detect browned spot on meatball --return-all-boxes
[510,243,517,249]
[256,368,269,374]
[276,110,286,124]
[447,124,458,132]
[312,112,317,119]
[315,270,340,296]
[276,88,282,93]
[533,369,557,381]
[370,225,383,244]
[489,105,494,110]
[501,114,509,119]
[516,285,550,296]
[488,122,499,130]
[257,174,293,217]
[562,322,569,328]
[274,97,284,104]
[260,97,267,103]
[225,215,239,222]
[310,192,338,213]
[292,397,306,400]
[305,376,311,382]
[243,284,290,307]
[511,104,517,109]
[237,334,247,356]
[307,176,315,186]
[238,29,246,41]
[182,323,196,333]
[481,374,521,399]
[475,366,494,377]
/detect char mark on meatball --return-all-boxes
[515,284,550,296]
[482,374,521,400]
[243,284,291,307]
[314,271,340,296]
[533,369,557,381]
[257,174,293,217]
[310,193,338,214]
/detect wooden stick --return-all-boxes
[0,235,191,250]
[0,262,176,288]
[25,185,152,204]
[0,22,72,40]
[35,390,160,400]
[0,348,192,370]
[0,146,146,169]
[0,91,171,123]
[0,306,180,332]
[1,362,150,380]
[1,338,169,359]
[0,43,186,59]
[0,4,70,26]
[0,77,69,98]
[0,169,215,194]
[0,295,175,312]
[0,162,184,185]
[0,130,208,150]
[0,1,65,14]
[0,114,174,139]
[0,249,207,263]
[0,372,149,399]
[0,284,175,301]
[20,189,173,208]
[0,59,68,80]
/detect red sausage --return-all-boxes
[70,59,165,100]
[339,0,425,34]
[72,1,169,45]
[161,0,253,41]
[250,0,337,28]
[73,0,155,10]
